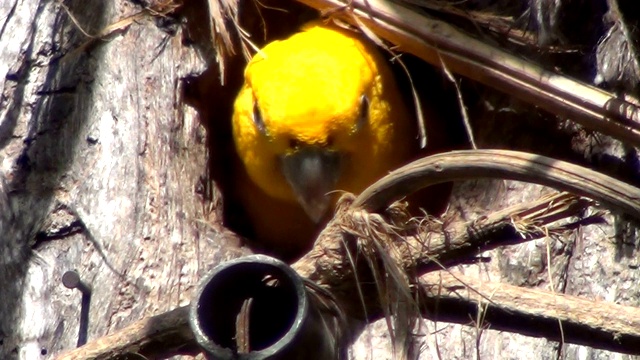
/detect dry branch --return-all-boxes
[293,190,593,297]
[420,271,640,354]
[392,191,598,273]
[295,0,640,148]
[55,306,198,360]
[354,149,640,217]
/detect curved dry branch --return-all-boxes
[420,272,640,354]
[354,149,640,219]
[296,0,640,148]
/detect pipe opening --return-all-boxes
[193,257,306,355]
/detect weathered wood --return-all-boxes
[0,1,247,358]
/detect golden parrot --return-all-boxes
[231,22,437,261]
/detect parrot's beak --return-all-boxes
[280,148,342,223]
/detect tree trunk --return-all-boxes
[0,1,244,358]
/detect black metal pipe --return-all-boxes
[189,254,341,359]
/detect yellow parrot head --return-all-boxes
[232,23,411,223]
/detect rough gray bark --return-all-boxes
[0,1,245,358]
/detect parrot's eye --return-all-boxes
[356,94,369,131]
[252,100,266,134]
[288,138,301,149]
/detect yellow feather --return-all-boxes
[231,22,415,260]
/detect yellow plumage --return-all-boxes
[232,22,415,261]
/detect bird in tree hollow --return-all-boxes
[231,21,448,262]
